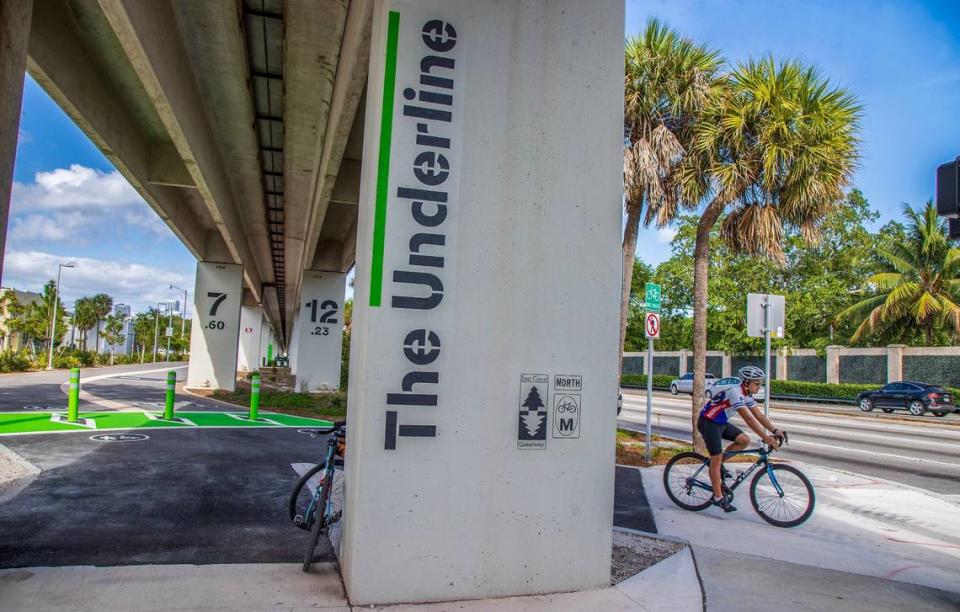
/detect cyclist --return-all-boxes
[697,366,785,512]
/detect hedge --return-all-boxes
[620,374,960,403]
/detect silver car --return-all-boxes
[705,376,766,401]
[669,372,716,395]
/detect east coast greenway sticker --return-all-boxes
[518,374,548,449]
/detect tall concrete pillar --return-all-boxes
[289,311,300,376]
[186,262,243,390]
[722,353,732,378]
[237,305,262,373]
[679,349,689,374]
[293,270,346,391]
[342,0,623,604]
[825,345,843,384]
[0,0,33,286]
[886,344,906,383]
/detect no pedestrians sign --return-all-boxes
[644,312,660,339]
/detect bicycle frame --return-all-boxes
[303,438,338,527]
[687,446,786,497]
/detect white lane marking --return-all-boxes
[623,402,960,446]
[81,365,188,384]
[791,439,960,469]
[622,394,960,438]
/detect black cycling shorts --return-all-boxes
[697,415,744,456]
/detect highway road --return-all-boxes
[619,390,960,496]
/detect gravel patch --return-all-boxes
[0,443,40,504]
[611,529,686,584]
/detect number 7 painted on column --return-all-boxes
[207,292,227,316]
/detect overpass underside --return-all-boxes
[15,0,372,347]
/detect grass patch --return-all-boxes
[212,383,347,420]
[616,428,692,467]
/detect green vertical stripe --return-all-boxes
[370,10,400,307]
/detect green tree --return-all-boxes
[620,19,723,374]
[102,313,126,365]
[72,297,97,351]
[685,57,861,443]
[90,293,113,354]
[837,201,960,344]
[624,260,654,351]
[132,309,159,362]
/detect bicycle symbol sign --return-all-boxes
[552,394,581,439]
[645,312,660,339]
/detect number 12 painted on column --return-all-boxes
[306,299,338,336]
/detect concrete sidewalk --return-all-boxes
[0,548,703,611]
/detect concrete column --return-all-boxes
[886,344,906,383]
[722,353,732,377]
[825,345,843,384]
[776,349,788,380]
[289,312,300,376]
[186,262,243,390]
[237,305,262,373]
[679,349,689,374]
[342,0,623,605]
[0,0,32,286]
[293,270,346,391]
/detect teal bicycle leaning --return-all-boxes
[289,421,345,572]
[662,433,816,528]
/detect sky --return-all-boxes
[627,0,960,265]
[4,0,959,311]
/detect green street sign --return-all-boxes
[645,282,661,312]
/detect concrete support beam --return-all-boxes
[148,142,194,187]
[97,0,264,297]
[186,261,243,391]
[26,0,208,259]
[886,344,906,383]
[825,345,843,385]
[0,0,32,286]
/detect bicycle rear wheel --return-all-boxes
[663,452,713,511]
[749,464,815,528]
[289,462,327,530]
[302,477,331,573]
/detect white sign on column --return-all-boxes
[342,0,623,605]
[237,305,262,373]
[186,262,243,391]
[295,271,346,391]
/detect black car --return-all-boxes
[857,381,955,417]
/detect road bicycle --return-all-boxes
[288,420,345,572]
[662,433,816,528]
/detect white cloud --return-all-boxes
[657,227,678,243]
[9,213,86,242]
[12,165,141,212]
[2,250,193,313]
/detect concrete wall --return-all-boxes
[623,346,960,386]
[342,0,623,604]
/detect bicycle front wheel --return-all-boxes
[289,462,327,530]
[663,452,714,511]
[302,480,331,573]
[750,464,815,528]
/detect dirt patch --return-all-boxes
[611,530,686,584]
[0,444,40,503]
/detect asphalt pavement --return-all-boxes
[619,390,960,496]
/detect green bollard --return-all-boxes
[67,368,80,422]
[249,373,261,421]
[164,370,176,420]
[266,344,274,366]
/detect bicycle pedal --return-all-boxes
[293,515,304,527]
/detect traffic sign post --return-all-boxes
[642,283,662,464]
[747,293,786,417]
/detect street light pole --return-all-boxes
[153,302,162,362]
[166,299,174,361]
[47,262,76,370]
[170,285,187,337]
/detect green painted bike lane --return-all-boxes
[0,411,334,435]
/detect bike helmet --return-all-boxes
[737,365,765,382]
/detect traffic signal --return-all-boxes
[936,156,959,218]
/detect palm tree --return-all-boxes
[72,297,97,351]
[102,313,126,365]
[685,58,861,445]
[90,293,113,355]
[620,19,723,375]
[837,202,960,344]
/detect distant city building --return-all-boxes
[114,303,132,317]
[0,287,42,351]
